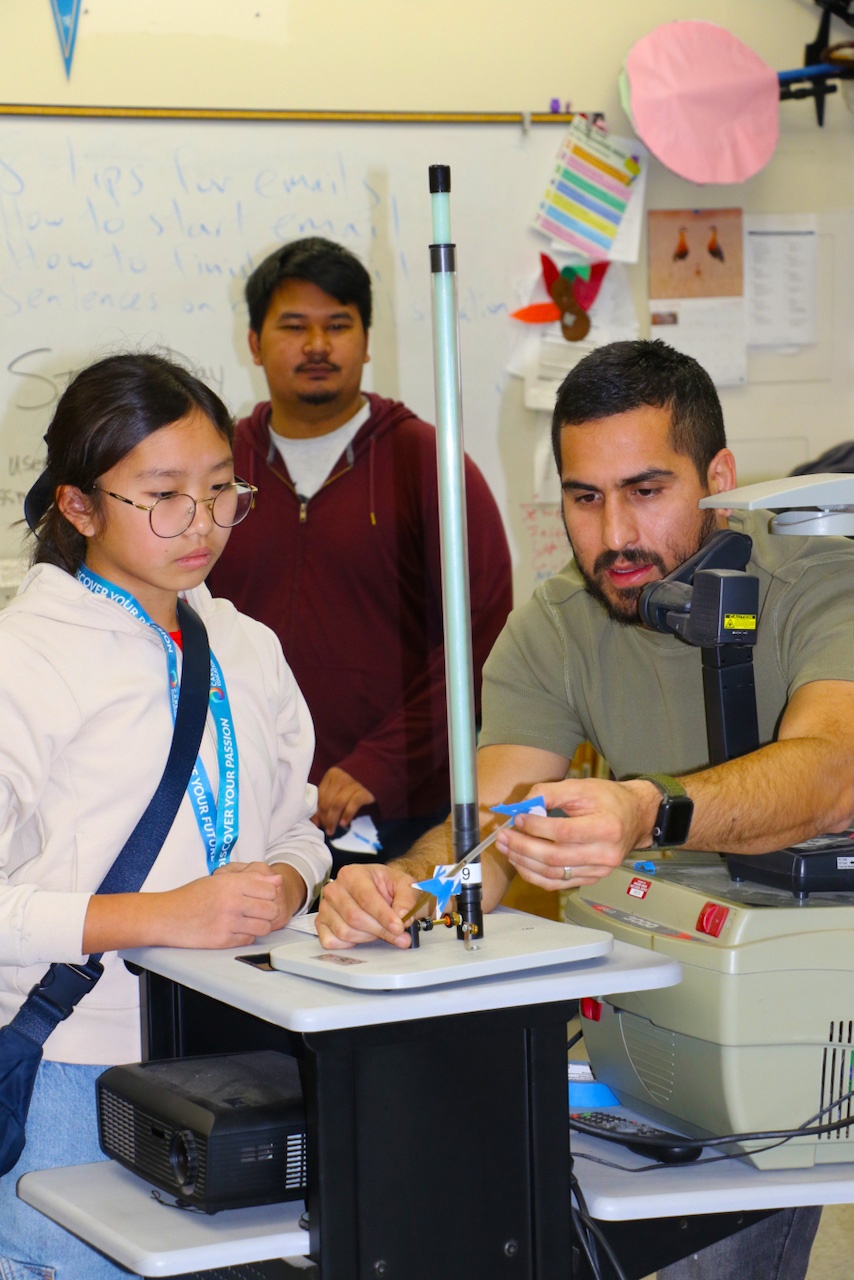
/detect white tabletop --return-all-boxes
[21,1114,854,1277]
[121,914,682,1034]
[571,1107,854,1220]
[17,1161,308,1277]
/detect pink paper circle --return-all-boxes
[625,21,779,184]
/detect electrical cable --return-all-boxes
[571,1168,592,1219]
[571,1168,629,1280]
[569,1085,854,1166]
[570,1165,600,1276]
[575,1135,807,1174]
[564,1081,852,1270]
[571,1162,632,1280]
[571,1204,602,1279]
[578,1211,630,1280]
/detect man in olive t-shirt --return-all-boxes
[318,339,854,1280]
[480,504,854,781]
[318,340,854,942]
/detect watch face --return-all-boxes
[657,796,694,847]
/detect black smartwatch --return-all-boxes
[637,773,694,848]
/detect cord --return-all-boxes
[569,1085,854,1161]
[571,1166,629,1280]
[570,1166,600,1275]
[575,1134,811,1174]
[571,1203,602,1278]
[578,1212,630,1280]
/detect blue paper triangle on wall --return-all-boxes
[50,0,82,78]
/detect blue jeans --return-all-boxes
[657,1206,822,1280]
[0,1060,138,1279]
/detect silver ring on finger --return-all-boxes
[563,866,573,880]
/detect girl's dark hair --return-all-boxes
[27,351,234,574]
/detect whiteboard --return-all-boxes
[0,114,569,571]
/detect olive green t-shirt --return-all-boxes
[480,509,854,778]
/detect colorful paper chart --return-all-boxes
[533,118,641,259]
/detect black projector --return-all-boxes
[97,1050,306,1213]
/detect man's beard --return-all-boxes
[296,361,341,407]
[297,389,339,406]
[568,509,718,627]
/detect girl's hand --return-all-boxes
[82,861,308,953]
[156,864,285,948]
[213,860,307,930]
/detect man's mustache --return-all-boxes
[593,547,667,576]
[296,360,341,373]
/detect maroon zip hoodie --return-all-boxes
[207,394,513,822]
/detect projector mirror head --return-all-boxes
[700,473,854,535]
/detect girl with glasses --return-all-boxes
[0,351,330,1279]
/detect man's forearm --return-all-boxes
[391,820,453,880]
[675,737,854,855]
[392,815,512,912]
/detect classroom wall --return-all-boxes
[1,0,853,604]
[0,0,837,118]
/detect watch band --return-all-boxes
[638,773,688,801]
[636,773,694,848]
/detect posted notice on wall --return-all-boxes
[647,207,746,388]
[744,213,817,349]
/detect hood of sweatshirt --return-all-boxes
[239,392,421,477]
[6,562,222,639]
[234,393,425,527]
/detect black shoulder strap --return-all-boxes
[96,600,210,897]
[12,600,211,1045]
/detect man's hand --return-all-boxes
[315,766,376,836]
[316,862,421,950]
[493,777,657,889]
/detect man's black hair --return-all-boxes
[551,339,726,481]
[245,237,372,334]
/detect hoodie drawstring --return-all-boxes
[368,435,377,527]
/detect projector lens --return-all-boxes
[169,1129,198,1193]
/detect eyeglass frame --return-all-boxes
[90,479,258,539]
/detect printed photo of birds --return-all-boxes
[648,208,743,299]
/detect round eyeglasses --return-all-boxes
[93,480,258,539]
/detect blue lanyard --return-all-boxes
[77,566,239,871]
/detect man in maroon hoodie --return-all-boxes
[208,237,512,871]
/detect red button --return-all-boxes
[580,997,603,1022]
[696,902,729,937]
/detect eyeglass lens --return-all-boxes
[150,485,253,537]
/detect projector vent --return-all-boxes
[285,1132,306,1191]
[819,1021,854,1141]
[621,1013,677,1104]
[99,1089,136,1163]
